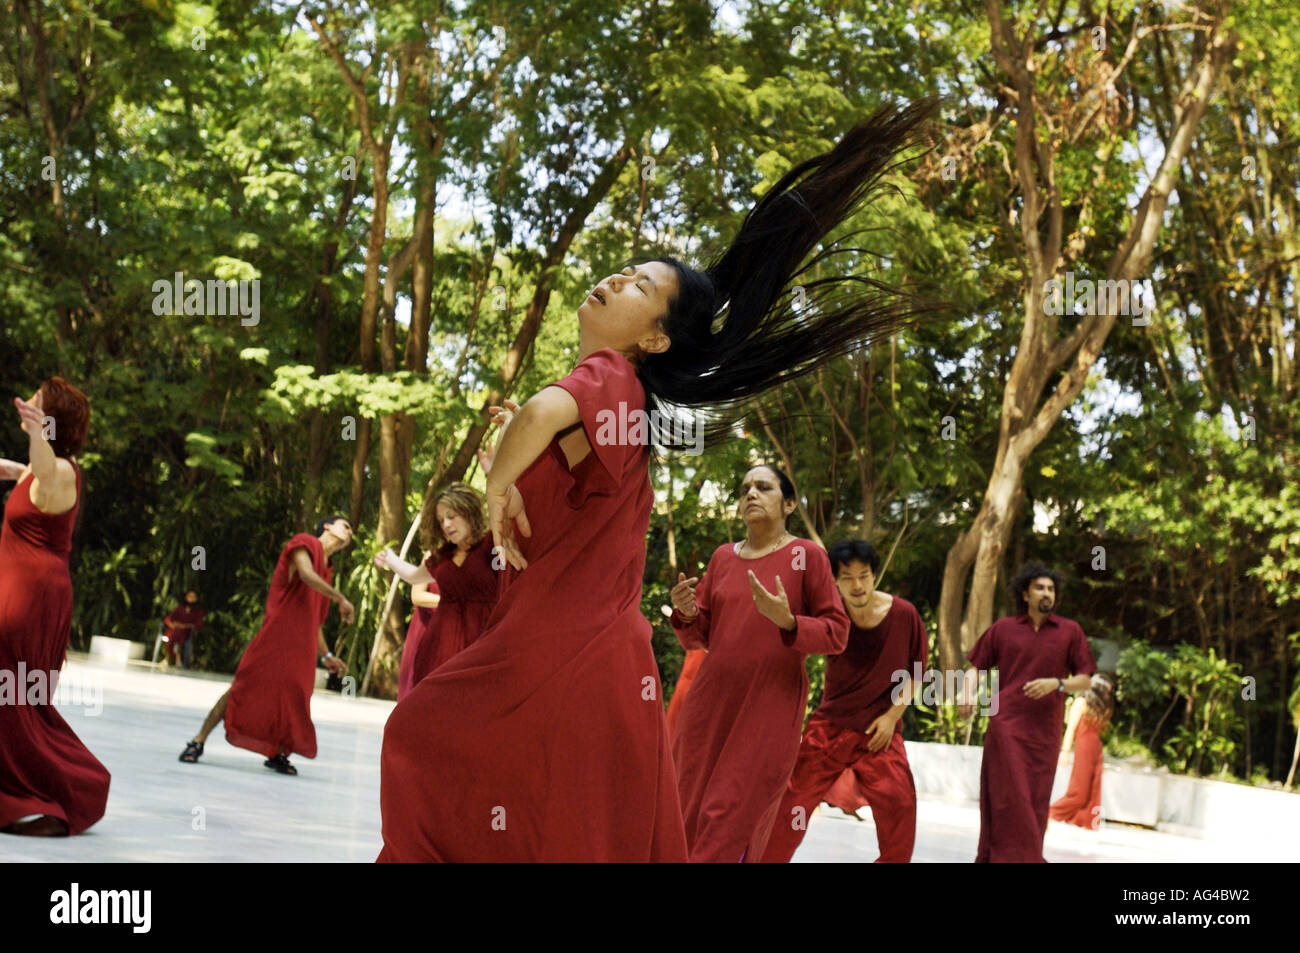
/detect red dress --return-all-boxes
[379,348,688,862]
[1049,709,1104,828]
[405,535,498,687]
[397,598,436,702]
[0,464,110,834]
[223,533,332,760]
[670,540,849,862]
[967,613,1096,861]
[665,648,705,739]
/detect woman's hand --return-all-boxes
[488,481,531,571]
[14,396,43,440]
[478,399,521,475]
[670,572,700,619]
[748,571,796,632]
[373,548,396,572]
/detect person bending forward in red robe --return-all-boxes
[177,517,354,775]
[959,564,1096,862]
[761,538,928,863]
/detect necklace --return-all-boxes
[741,530,791,559]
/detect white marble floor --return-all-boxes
[0,658,1264,863]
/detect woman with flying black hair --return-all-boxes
[379,98,938,862]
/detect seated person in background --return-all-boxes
[163,590,205,669]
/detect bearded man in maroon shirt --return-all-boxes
[959,564,1096,862]
[762,539,928,863]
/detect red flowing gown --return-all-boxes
[404,535,498,688]
[223,533,332,760]
[670,541,849,862]
[379,348,687,862]
[665,648,705,739]
[967,613,1096,862]
[396,599,436,702]
[1049,710,1104,828]
[0,464,109,834]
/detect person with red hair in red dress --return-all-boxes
[0,378,107,837]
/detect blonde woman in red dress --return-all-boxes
[377,482,501,699]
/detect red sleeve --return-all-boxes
[193,608,206,632]
[967,623,996,670]
[1067,623,1097,676]
[778,543,849,656]
[671,550,716,651]
[550,347,647,507]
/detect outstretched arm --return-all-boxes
[290,548,354,625]
[14,397,76,513]
[375,549,434,586]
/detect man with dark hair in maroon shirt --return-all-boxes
[761,539,928,863]
[959,563,1096,862]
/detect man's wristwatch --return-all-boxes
[1057,678,1065,693]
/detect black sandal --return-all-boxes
[179,740,204,763]
[264,753,297,775]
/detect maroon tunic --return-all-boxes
[671,540,849,862]
[0,464,110,834]
[397,594,437,702]
[224,533,332,760]
[163,604,206,646]
[379,348,687,861]
[967,613,1096,862]
[405,535,498,686]
[761,597,928,862]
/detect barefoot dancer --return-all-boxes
[669,466,849,862]
[178,517,354,775]
[377,482,501,700]
[760,539,928,863]
[0,379,107,837]
[379,99,937,861]
[959,564,1097,861]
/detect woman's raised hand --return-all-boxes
[14,397,43,439]
[670,572,700,619]
[478,399,521,475]
[488,482,531,571]
[373,548,396,572]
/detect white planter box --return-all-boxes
[87,636,146,666]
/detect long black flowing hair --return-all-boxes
[628,97,943,452]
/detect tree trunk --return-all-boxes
[938,5,1233,672]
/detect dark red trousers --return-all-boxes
[761,713,917,863]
